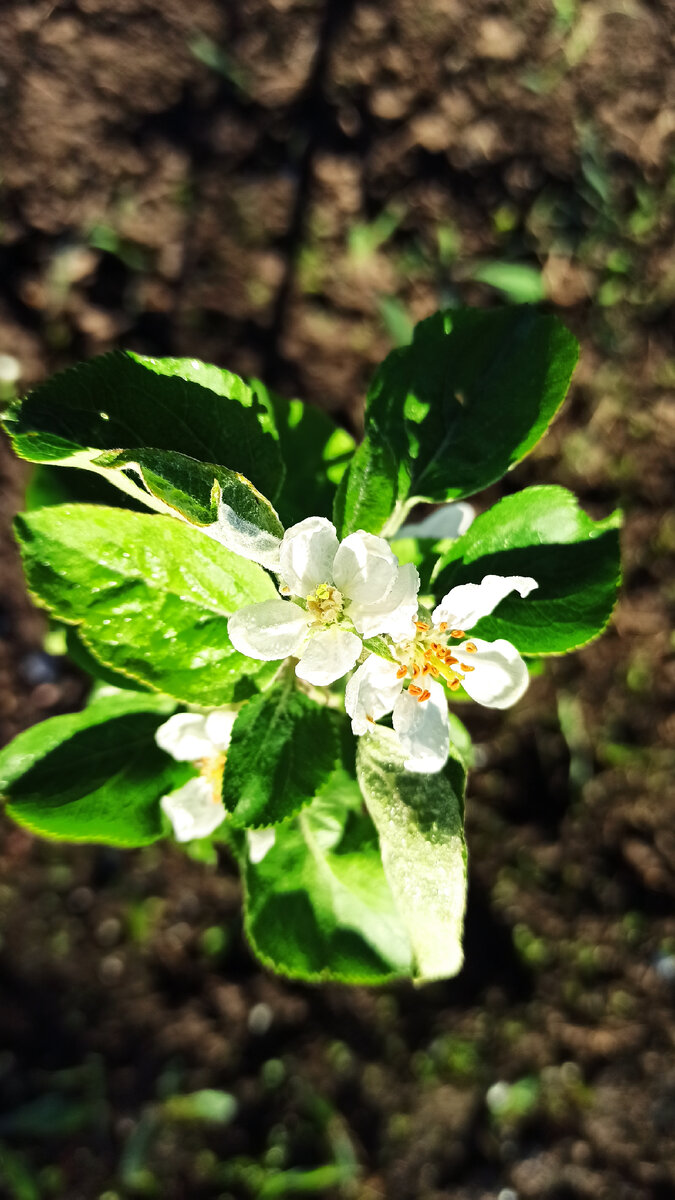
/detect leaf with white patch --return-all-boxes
[357,725,467,983]
[93,448,284,568]
[242,757,413,984]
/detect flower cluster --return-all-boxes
[225,514,537,775]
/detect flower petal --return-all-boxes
[295,626,362,686]
[155,712,215,762]
[397,501,474,541]
[247,827,276,863]
[350,562,420,640]
[228,599,308,661]
[203,707,239,751]
[161,777,226,842]
[392,679,450,774]
[332,531,398,606]
[457,637,529,709]
[278,516,339,596]
[433,573,538,630]
[345,654,403,735]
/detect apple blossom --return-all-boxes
[155,709,236,841]
[156,708,278,857]
[228,515,419,687]
[346,574,538,773]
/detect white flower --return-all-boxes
[156,708,239,842]
[346,573,538,773]
[228,516,420,687]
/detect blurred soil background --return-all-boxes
[1,1,674,1197]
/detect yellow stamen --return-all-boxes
[396,665,408,679]
[450,629,465,639]
[408,684,423,698]
[448,678,461,691]
[438,622,448,632]
[460,663,474,672]
[419,689,431,702]
[198,754,226,802]
[306,583,343,625]
[464,642,477,653]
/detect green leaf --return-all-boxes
[242,743,412,983]
[472,262,545,304]
[357,727,467,983]
[223,674,339,829]
[447,712,475,769]
[0,693,187,846]
[433,486,622,654]
[333,433,400,539]
[252,381,355,527]
[3,350,283,499]
[15,504,278,704]
[361,635,398,663]
[378,295,414,347]
[340,307,579,532]
[162,1090,237,1125]
[65,627,153,692]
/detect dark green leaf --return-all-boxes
[3,350,283,498]
[242,740,412,983]
[339,307,579,532]
[333,433,400,538]
[223,674,339,829]
[16,504,278,704]
[357,727,467,983]
[252,380,355,527]
[0,693,187,846]
[433,486,622,654]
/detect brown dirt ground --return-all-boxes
[1,1,674,1198]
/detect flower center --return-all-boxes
[306,582,344,626]
[394,620,477,703]
[198,753,226,803]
